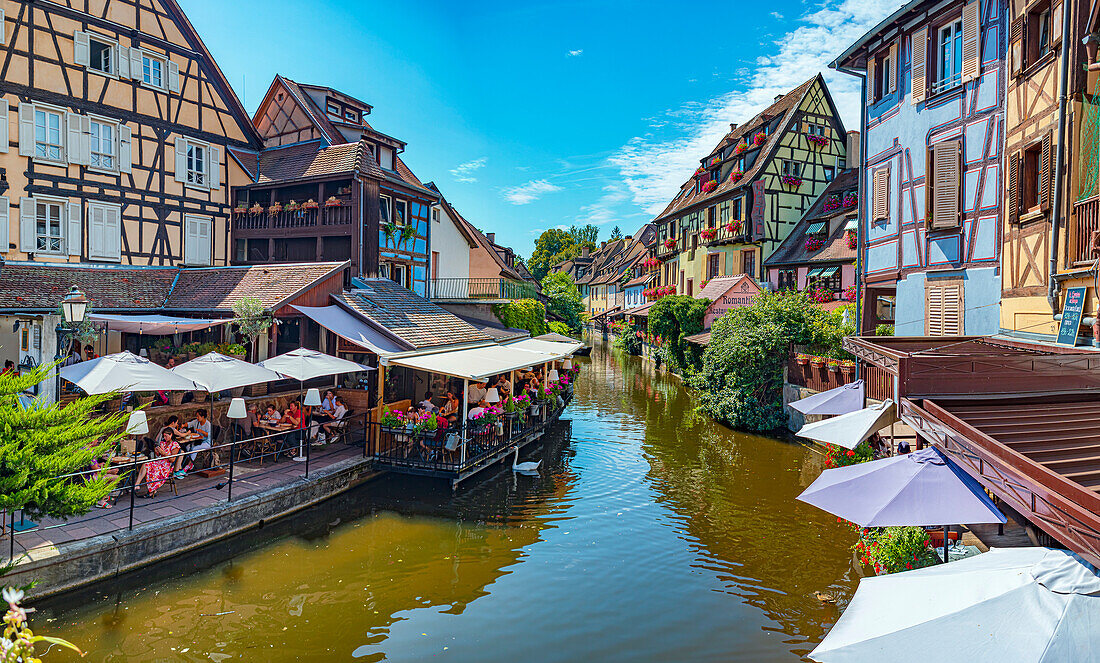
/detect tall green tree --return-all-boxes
[541,272,585,332]
[569,224,599,245]
[527,229,577,281]
[492,299,550,336]
[609,225,622,240]
[0,363,125,521]
[648,295,709,373]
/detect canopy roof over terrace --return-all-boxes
[88,314,229,335]
[385,342,575,382]
[502,337,582,359]
[291,304,407,356]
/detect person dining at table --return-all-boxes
[496,374,512,397]
[466,381,487,406]
[279,400,305,456]
[318,395,348,444]
[183,408,213,473]
[439,391,460,417]
[134,428,181,498]
[260,404,282,425]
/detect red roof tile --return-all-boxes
[337,279,492,350]
[165,262,347,311]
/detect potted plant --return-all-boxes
[700,228,717,241]
[733,140,748,154]
[301,199,319,210]
[701,179,718,194]
[136,391,156,406]
[284,200,300,213]
[324,196,343,208]
[232,296,272,363]
[728,169,744,182]
[399,222,417,248]
[753,131,767,146]
[841,360,856,377]
[193,390,209,402]
[233,203,248,215]
[267,202,282,215]
[847,229,857,250]
[781,175,803,188]
[807,133,828,148]
[796,353,810,366]
[168,391,185,406]
[249,203,264,215]
[827,358,840,373]
[663,238,677,250]
[810,355,825,369]
[805,236,825,251]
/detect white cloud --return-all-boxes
[770,11,784,19]
[607,0,896,216]
[568,49,583,57]
[576,185,629,226]
[450,157,487,183]
[503,179,563,205]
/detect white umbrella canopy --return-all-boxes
[170,352,284,392]
[796,399,897,450]
[810,548,1100,663]
[258,348,372,381]
[59,351,198,394]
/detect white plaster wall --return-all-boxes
[431,205,471,281]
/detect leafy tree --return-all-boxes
[232,296,272,360]
[527,229,577,281]
[569,224,599,245]
[492,299,550,336]
[548,321,577,338]
[689,291,848,432]
[0,363,124,522]
[648,295,709,373]
[609,225,622,240]
[541,272,585,332]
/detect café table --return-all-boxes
[253,421,296,460]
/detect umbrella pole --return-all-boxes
[942,524,950,564]
[294,380,306,462]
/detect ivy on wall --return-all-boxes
[492,299,550,336]
[648,295,709,374]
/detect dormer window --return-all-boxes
[344,109,359,123]
[326,102,341,120]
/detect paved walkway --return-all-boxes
[2,444,366,562]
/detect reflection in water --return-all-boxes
[39,339,856,662]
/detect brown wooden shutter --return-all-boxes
[943,285,963,335]
[1008,151,1020,223]
[1040,132,1052,212]
[930,141,962,229]
[927,287,944,335]
[867,56,876,103]
[911,27,928,105]
[1010,17,1024,76]
[961,1,981,82]
[873,168,890,220]
[888,41,898,93]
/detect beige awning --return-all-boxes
[385,343,569,381]
[501,337,582,359]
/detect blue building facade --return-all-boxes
[834,0,1005,336]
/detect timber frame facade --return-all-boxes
[0,0,260,267]
[651,75,848,297]
[230,76,437,297]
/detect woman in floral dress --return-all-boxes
[134,428,178,497]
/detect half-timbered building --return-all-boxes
[230,75,437,297]
[651,75,848,297]
[833,0,1006,336]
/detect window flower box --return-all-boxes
[810,356,826,368]
[233,205,248,215]
[284,200,300,212]
[823,195,842,212]
[807,133,828,148]
[753,132,767,146]
[267,203,282,215]
[847,229,857,250]
[804,236,825,251]
[324,196,343,208]
[663,238,677,250]
[701,180,718,194]
[249,203,264,215]
[725,220,743,234]
[733,140,749,155]
[843,192,858,208]
[700,228,717,241]
[301,199,319,210]
[796,353,810,366]
[729,169,744,182]
[781,175,803,188]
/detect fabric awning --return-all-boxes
[818,265,840,278]
[88,314,228,335]
[386,344,571,381]
[807,221,827,234]
[292,305,407,356]
[502,337,582,359]
[808,267,825,278]
[844,217,858,230]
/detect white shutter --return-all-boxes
[117,45,131,79]
[67,200,82,256]
[19,198,34,253]
[79,115,91,165]
[208,145,220,189]
[66,112,86,165]
[197,217,211,265]
[174,136,187,183]
[0,99,8,154]
[168,60,180,93]
[88,204,104,259]
[74,30,90,67]
[106,205,121,261]
[961,1,981,83]
[0,8,6,45]
[119,124,132,173]
[18,103,34,157]
[183,215,196,263]
[911,26,928,105]
[0,197,9,251]
[130,48,143,81]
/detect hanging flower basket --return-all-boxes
[753,132,767,146]
[233,205,248,215]
[701,180,718,194]
[324,196,343,208]
[663,238,677,250]
[249,203,264,216]
[729,169,744,182]
[807,134,828,148]
[796,353,810,366]
[781,175,803,188]
[805,236,825,251]
[700,228,717,241]
[301,199,319,210]
[847,229,857,250]
[267,203,282,215]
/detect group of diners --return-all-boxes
[123,410,213,500]
[237,391,350,452]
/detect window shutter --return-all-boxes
[943,284,963,335]
[873,168,889,220]
[888,41,898,93]
[1010,18,1024,76]
[119,124,132,173]
[208,145,220,189]
[174,136,187,183]
[0,8,5,45]
[911,26,928,105]
[79,115,91,165]
[0,197,9,251]
[927,286,944,335]
[1040,132,1052,212]
[961,1,981,82]
[88,204,104,259]
[866,56,876,103]
[67,200,81,257]
[117,45,131,79]
[1008,152,1020,223]
[0,99,7,154]
[1052,1,1063,46]
[19,198,34,253]
[168,60,180,93]
[930,141,962,229]
[74,30,90,67]
[65,113,84,165]
[18,103,34,157]
[130,48,143,81]
[106,205,121,261]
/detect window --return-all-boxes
[87,201,121,261]
[707,253,721,279]
[777,269,796,291]
[432,207,440,223]
[926,282,963,335]
[934,19,963,93]
[183,215,211,266]
[89,36,114,75]
[731,197,743,221]
[741,249,755,277]
[379,146,394,170]
[89,118,115,169]
[34,108,63,161]
[35,201,63,253]
[809,266,842,293]
[873,51,891,101]
[387,263,408,288]
[394,199,407,226]
[824,166,836,182]
[141,53,164,88]
[327,102,341,119]
[344,109,359,123]
[174,137,218,189]
[1026,2,1053,67]
[187,142,205,186]
[808,124,826,137]
[926,140,962,229]
[379,195,391,225]
[782,160,801,178]
[1015,134,1052,219]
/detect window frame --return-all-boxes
[140,51,166,90]
[87,114,120,173]
[34,197,66,255]
[933,18,964,94]
[873,50,891,102]
[87,34,117,77]
[393,199,407,227]
[32,104,66,164]
[182,138,209,189]
[344,109,359,123]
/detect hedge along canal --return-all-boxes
[38,338,858,662]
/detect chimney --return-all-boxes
[729,123,738,132]
[581,246,590,258]
[486,232,496,244]
[625,235,633,242]
[601,241,606,249]
[774,93,783,103]
[846,131,861,168]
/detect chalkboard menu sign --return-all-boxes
[1057,287,1088,346]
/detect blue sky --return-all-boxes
[181,0,896,257]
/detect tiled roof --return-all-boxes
[694,274,761,301]
[655,76,821,221]
[165,262,347,311]
[228,147,259,182]
[684,331,712,346]
[337,279,492,350]
[0,263,177,310]
[281,77,343,146]
[764,169,858,267]
[257,140,365,183]
[456,315,530,341]
[625,272,656,288]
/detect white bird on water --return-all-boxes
[511,446,541,472]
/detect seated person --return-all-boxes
[281,400,303,428]
[467,399,488,421]
[321,390,335,413]
[2,360,15,375]
[319,396,348,442]
[466,381,487,405]
[259,404,282,425]
[439,391,460,417]
[183,408,214,472]
[418,391,435,411]
[158,415,185,442]
[134,428,182,498]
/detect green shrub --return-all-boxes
[648,295,708,374]
[875,324,894,336]
[492,299,549,336]
[548,321,576,338]
[612,319,643,355]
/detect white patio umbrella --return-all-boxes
[258,348,372,381]
[796,399,896,450]
[59,351,198,394]
[811,547,1100,662]
[170,351,284,393]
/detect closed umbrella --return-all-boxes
[790,380,864,416]
[171,352,283,393]
[59,351,198,394]
[810,548,1100,662]
[258,348,372,381]
[796,399,896,449]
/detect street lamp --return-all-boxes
[55,286,92,404]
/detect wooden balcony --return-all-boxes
[656,238,681,259]
[429,278,541,303]
[233,206,355,233]
[705,224,749,246]
[1072,196,1100,265]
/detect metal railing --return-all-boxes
[429,278,540,301]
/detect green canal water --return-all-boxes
[39,339,859,661]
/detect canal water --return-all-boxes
[40,340,858,662]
